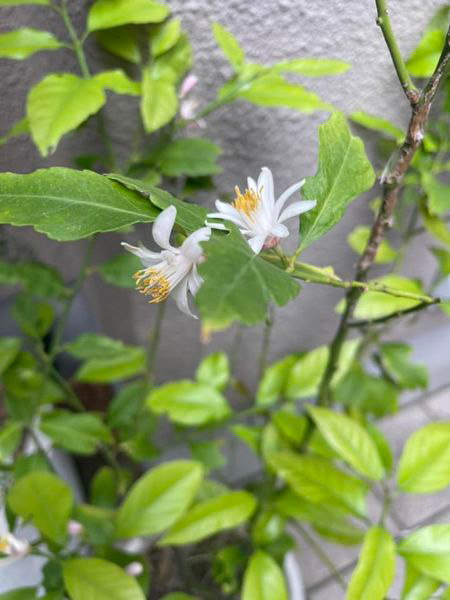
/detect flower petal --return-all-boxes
[121,242,161,266]
[205,221,228,231]
[181,227,211,262]
[173,277,196,318]
[152,206,177,251]
[248,235,266,254]
[278,200,316,223]
[215,199,247,222]
[247,176,257,192]
[270,223,289,237]
[207,212,248,229]
[258,166,275,208]
[274,179,305,217]
[188,265,203,296]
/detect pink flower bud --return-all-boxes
[125,561,144,577]
[179,74,198,98]
[67,520,83,537]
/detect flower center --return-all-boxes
[0,538,9,554]
[133,268,170,303]
[232,186,260,216]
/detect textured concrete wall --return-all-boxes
[0,0,445,388]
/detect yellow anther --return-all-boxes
[133,268,170,303]
[232,186,260,216]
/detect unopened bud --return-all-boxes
[67,520,83,537]
[125,561,144,577]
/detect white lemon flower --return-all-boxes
[206,166,316,254]
[0,532,31,566]
[122,206,210,318]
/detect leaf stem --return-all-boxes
[348,298,440,328]
[59,0,90,79]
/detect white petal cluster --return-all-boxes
[0,531,30,566]
[207,166,316,254]
[122,206,210,318]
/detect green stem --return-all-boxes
[59,0,90,78]
[27,427,54,471]
[258,310,274,379]
[375,0,419,103]
[146,300,167,386]
[348,298,440,328]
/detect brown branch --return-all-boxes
[317,23,450,406]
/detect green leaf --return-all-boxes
[115,460,203,537]
[13,293,54,338]
[346,526,396,600]
[63,558,145,600]
[348,226,397,263]
[0,337,21,375]
[0,28,61,59]
[242,550,287,600]
[40,410,112,455]
[406,5,449,78]
[8,472,73,543]
[72,504,115,546]
[236,73,330,113]
[151,19,181,57]
[0,259,66,299]
[396,422,450,493]
[421,206,450,246]
[379,343,427,389]
[422,172,450,216]
[190,440,226,471]
[300,112,375,250]
[160,594,197,600]
[195,352,230,391]
[212,23,244,69]
[0,168,158,241]
[94,69,141,96]
[160,491,256,545]
[431,247,450,275]
[158,138,222,177]
[272,410,307,447]
[366,423,393,472]
[13,452,51,479]
[96,27,140,63]
[398,525,450,583]
[197,227,299,331]
[231,424,262,454]
[107,381,147,431]
[401,562,440,600]
[151,34,192,83]
[140,70,177,132]
[273,58,350,76]
[90,466,119,508]
[0,591,38,600]
[338,275,425,319]
[27,74,105,156]
[285,338,359,399]
[99,252,142,288]
[307,406,385,480]
[268,451,368,517]
[256,355,297,406]
[349,111,404,143]
[147,380,231,425]
[0,421,23,460]
[88,0,169,31]
[0,116,29,146]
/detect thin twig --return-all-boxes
[146,300,167,386]
[258,309,274,379]
[348,298,440,328]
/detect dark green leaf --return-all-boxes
[0,337,21,375]
[0,421,23,460]
[40,410,112,455]
[12,293,54,338]
[0,259,66,299]
[99,252,142,288]
[190,439,226,471]
[90,466,119,508]
[158,138,222,177]
[0,117,29,146]
[96,27,140,63]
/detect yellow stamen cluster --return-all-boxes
[133,268,170,303]
[232,186,260,216]
[0,538,9,554]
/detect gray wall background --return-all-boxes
[0,0,446,389]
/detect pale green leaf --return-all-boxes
[421,206,450,246]
[398,525,450,583]
[147,380,231,425]
[40,411,112,455]
[99,252,141,288]
[212,23,244,69]
[273,58,350,76]
[422,172,450,216]
[140,70,177,132]
[94,69,141,96]
[96,27,140,63]
[349,111,404,143]
[63,558,145,600]
[307,406,384,480]
[300,112,375,250]
[8,472,73,543]
[197,227,299,331]
[0,168,158,241]
[27,74,105,156]
[88,0,168,32]
[268,451,368,517]
[160,491,256,545]
[366,423,393,472]
[272,410,307,447]
[231,424,262,454]
[379,343,427,390]
[0,337,21,375]
[346,526,396,600]
[0,116,29,146]
[431,247,450,275]
[195,352,230,391]
[115,460,203,537]
[348,225,397,263]
[0,28,61,59]
[151,34,192,83]
[397,422,450,493]
[0,591,38,600]
[0,421,23,460]
[242,550,288,600]
[256,355,297,406]
[158,138,222,177]
[401,562,440,600]
[151,19,181,57]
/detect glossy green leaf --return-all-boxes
[348,225,397,263]
[151,19,181,57]
[346,526,396,600]
[401,562,440,600]
[379,343,427,389]
[0,337,21,375]
[212,23,244,69]
[398,525,450,583]
[115,460,203,537]
[0,421,23,460]
[268,451,368,517]
[256,355,297,406]
[349,111,404,143]
[0,116,29,146]
[190,440,226,471]
[8,472,73,543]
[63,558,145,600]
[151,34,192,83]
[236,73,330,113]
[158,138,222,177]
[397,422,450,493]
[12,294,54,338]
[231,424,261,454]
[0,28,60,59]
[272,410,307,447]
[0,591,38,600]
[195,352,230,391]
[160,491,256,545]
[90,466,119,508]
[0,168,157,241]
[432,247,450,275]
[27,74,105,155]
[242,550,287,600]
[96,27,140,63]
[72,504,115,546]
[366,423,393,472]
[422,172,450,216]
[40,410,112,455]
[197,227,299,331]
[140,70,177,132]
[88,0,168,31]
[147,380,231,425]
[0,259,66,299]
[99,252,141,288]
[300,112,375,250]
[94,69,141,96]
[308,406,384,479]
[407,5,449,78]
[273,58,350,76]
